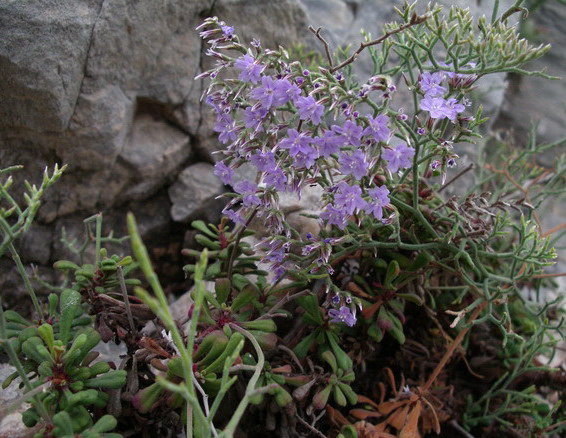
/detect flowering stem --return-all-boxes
[7,242,43,319]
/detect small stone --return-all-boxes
[168,163,224,222]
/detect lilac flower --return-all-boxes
[332,120,363,146]
[420,96,465,121]
[328,306,357,327]
[419,72,446,97]
[362,114,390,142]
[234,180,260,207]
[365,185,390,220]
[234,54,264,84]
[314,130,344,157]
[250,150,276,172]
[334,182,367,215]
[274,79,301,105]
[382,143,415,173]
[263,167,287,191]
[293,147,319,169]
[320,204,348,229]
[271,264,287,284]
[262,239,288,264]
[420,96,448,119]
[213,161,234,185]
[338,150,369,180]
[213,114,238,144]
[221,25,234,38]
[243,106,268,131]
[250,76,280,108]
[278,129,313,156]
[223,208,246,225]
[295,96,324,125]
[444,98,465,122]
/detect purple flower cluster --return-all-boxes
[382,143,415,173]
[328,306,357,327]
[196,19,421,281]
[418,72,466,122]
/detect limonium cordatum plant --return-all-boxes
[1,2,565,438]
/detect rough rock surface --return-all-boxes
[0,363,37,438]
[169,163,225,222]
[493,1,566,166]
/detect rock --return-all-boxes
[278,185,325,214]
[169,163,225,222]
[0,363,20,405]
[493,1,566,166]
[15,224,53,265]
[119,114,192,200]
[0,363,38,438]
[0,0,102,133]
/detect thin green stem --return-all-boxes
[8,242,42,319]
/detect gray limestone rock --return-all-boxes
[0,0,103,133]
[493,1,566,166]
[169,163,225,222]
[119,114,192,200]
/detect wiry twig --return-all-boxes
[329,13,429,73]
[256,289,310,320]
[449,419,477,438]
[308,26,333,67]
[439,164,474,193]
[117,266,137,336]
[422,301,487,392]
[278,344,305,373]
[296,414,329,438]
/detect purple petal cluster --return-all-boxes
[338,150,369,180]
[382,143,415,173]
[419,72,446,97]
[213,161,234,185]
[214,114,239,144]
[243,106,268,131]
[263,167,287,191]
[420,96,465,122]
[234,180,261,207]
[234,54,264,84]
[332,120,362,146]
[334,182,366,215]
[418,70,466,122]
[314,130,344,157]
[365,185,390,220]
[362,114,390,142]
[320,205,348,230]
[295,96,324,125]
[328,306,357,327]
